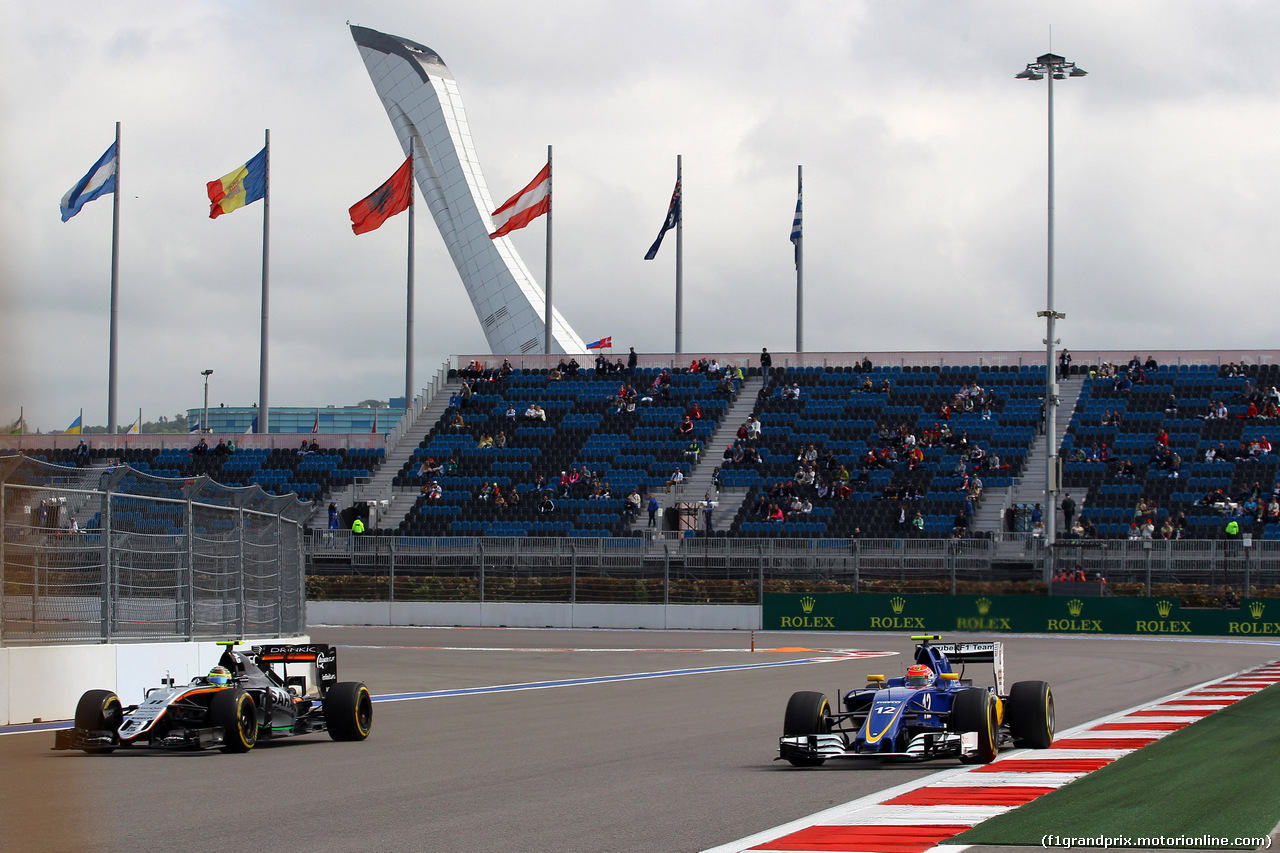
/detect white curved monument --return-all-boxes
[351,25,587,356]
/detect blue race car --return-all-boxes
[778,635,1054,766]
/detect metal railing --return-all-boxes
[2,455,310,646]
[305,534,1280,604]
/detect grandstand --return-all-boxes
[8,350,1280,548]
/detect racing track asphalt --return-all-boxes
[2,628,1277,853]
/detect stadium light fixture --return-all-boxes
[201,369,214,434]
[1018,52,1086,577]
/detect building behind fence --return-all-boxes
[1,455,310,646]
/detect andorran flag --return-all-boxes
[349,156,413,234]
[207,148,267,219]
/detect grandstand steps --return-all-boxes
[994,375,1086,538]
[629,376,765,535]
[307,382,462,531]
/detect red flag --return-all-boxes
[349,157,413,234]
[489,162,550,238]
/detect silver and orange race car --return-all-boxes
[54,642,372,754]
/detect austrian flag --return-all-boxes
[489,162,550,239]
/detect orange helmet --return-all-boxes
[905,663,935,688]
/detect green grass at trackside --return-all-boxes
[955,683,1280,849]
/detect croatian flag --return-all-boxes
[489,162,550,238]
[60,141,119,222]
[586,337,612,350]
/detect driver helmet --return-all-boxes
[207,665,233,686]
[905,663,935,688]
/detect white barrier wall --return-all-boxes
[307,602,760,631]
[1,636,308,727]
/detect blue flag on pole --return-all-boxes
[790,182,802,269]
[644,179,681,261]
[60,141,119,222]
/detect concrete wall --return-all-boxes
[1,636,308,726]
[307,601,760,631]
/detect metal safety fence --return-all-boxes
[305,534,1280,605]
[1,455,310,646]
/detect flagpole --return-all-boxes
[796,164,804,354]
[544,144,553,356]
[258,129,270,435]
[675,154,683,355]
[406,142,416,410]
[108,121,121,433]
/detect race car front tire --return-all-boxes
[325,682,373,741]
[951,688,998,764]
[1008,680,1055,749]
[782,691,830,767]
[210,689,258,753]
[74,689,123,754]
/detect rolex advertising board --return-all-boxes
[764,593,1278,637]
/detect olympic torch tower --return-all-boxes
[350,25,587,355]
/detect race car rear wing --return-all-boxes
[915,637,1005,694]
[249,644,339,697]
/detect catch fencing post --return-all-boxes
[570,544,577,604]
[237,507,246,638]
[478,542,485,603]
[102,489,114,641]
[185,498,195,638]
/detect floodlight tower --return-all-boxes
[1017,52,1087,576]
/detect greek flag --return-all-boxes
[60,141,119,222]
[790,182,802,269]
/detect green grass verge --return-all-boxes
[955,683,1280,849]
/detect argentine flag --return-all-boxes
[60,141,118,222]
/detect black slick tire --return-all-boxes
[1008,680,1055,748]
[782,690,830,767]
[210,689,258,753]
[74,689,122,754]
[951,688,998,765]
[324,682,373,742]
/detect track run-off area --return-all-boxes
[2,628,1278,853]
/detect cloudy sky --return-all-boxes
[2,1,1278,431]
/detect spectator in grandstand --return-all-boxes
[747,415,762,440]
[684,440,701,462]
[449,411,465,430]
[444,457,459,475]
[768,504,785,522]
[524,404,545,421]
[646,494,661,527]
[912,511,924,534]
[1141,518,1155,539]
[1030,503,1043,527]
[212,439,229,457]
[1160,518,1175,539]
[192,437,209,456]
[507,486,520,507]
[351,516,365,534]
[759,348,772,373]
[476,433,494,450]
[1061,492,1076,531]
[678,416,694,436]
[627,347,638,373]
[540,494,556,514]
[495,431,507,449]
[624,490,641,520]
[665,468,684,492]
[73,440,90,465]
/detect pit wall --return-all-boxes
[0,636,308,726]
[764,593,1279,636]
[307,602,760,631]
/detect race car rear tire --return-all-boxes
[1008,680,1055,749]
[951,688,998,765]
[74,689,123,754]
[782,691,830,767]
[210,689,258,753]
[325,681,373,741]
